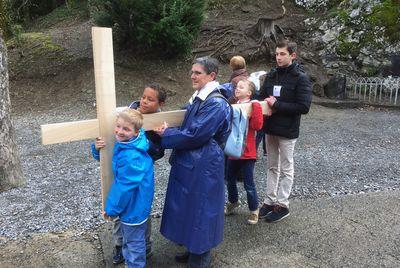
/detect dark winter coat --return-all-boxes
[160,85,231,254]
[128,101,164,161]
[259,62,312,139]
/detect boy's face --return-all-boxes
[139,87,163,114]
[115,117,138,142]
[235,81,252,100]
[275,47,296,67]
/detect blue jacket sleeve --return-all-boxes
[162,99,229,150]
[91,143,100,161]
[104,156,146,217]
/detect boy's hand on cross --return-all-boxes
[95,137,106,150]
[101,211,113,221]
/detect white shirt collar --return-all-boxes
[188,81,220,104]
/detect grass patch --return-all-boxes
[206,0,247,10]
[29,2,89,30]
[6,32,73,78]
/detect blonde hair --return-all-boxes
[230,55,246,70]
[117,108,143,131]
[238,79,256,96]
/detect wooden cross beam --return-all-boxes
[41,27,270,208]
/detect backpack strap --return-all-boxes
[196,87,234,148]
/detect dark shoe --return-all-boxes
[175,251,190,263]
[146,248,153,259]
[266,206,290,222]
[112,246,125,264]
[258,203,274,219]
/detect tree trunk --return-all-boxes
[0,34,24,191]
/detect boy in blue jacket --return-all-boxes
[91,108,154,268]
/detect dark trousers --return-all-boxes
[188,251,211,268]
[256,130,266,155]
[226,159,259,211]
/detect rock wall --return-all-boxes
[296,0,400,77]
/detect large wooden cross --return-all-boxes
[41,27,270,208]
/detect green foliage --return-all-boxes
[34,2,89,29]
[90,0,206,57]
[2,1,89,38]
[369,0,400,43]
[1,0,18,38]
[362,66,379,77]
[330,0,400,59]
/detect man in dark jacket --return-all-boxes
[258,40,312,222]
[155,57,231,267]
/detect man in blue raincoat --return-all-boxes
[155,57,231,267]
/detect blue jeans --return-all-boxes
[120,221,147,268]
[113,218,152,253]
[226,159,259,211]
[188,251,211,268]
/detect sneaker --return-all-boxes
[224,202,240,215]
[112,245,125,264]
[247,210,259,225]
[266,206,290,222]
[258,203,274,219]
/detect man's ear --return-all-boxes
[290,52,297,60]
[210,72,217,80]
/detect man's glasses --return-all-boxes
[189,70,206,76]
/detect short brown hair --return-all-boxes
[276,40,297,55]
[117,108,143,131]
[230,55,246,70]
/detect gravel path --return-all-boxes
[1,103,399,243]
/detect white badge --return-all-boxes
[273,85,282,97]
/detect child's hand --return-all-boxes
[102,211,113,221]
[95,137,106,150]
[154,121,168,136]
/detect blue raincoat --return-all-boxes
[91,129,154,224]
[160,85,231,254]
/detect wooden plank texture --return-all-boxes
[41,119,99,145]
[92,27,117,209]
[41,101,270,145]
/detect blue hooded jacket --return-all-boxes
[91,128,154,225]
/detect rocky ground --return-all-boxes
[1,91,399,266]
[1,1,399,266]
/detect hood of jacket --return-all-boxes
[230,68,248,81]
[114,128,149,153]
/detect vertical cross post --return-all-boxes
[92,27,116,209]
